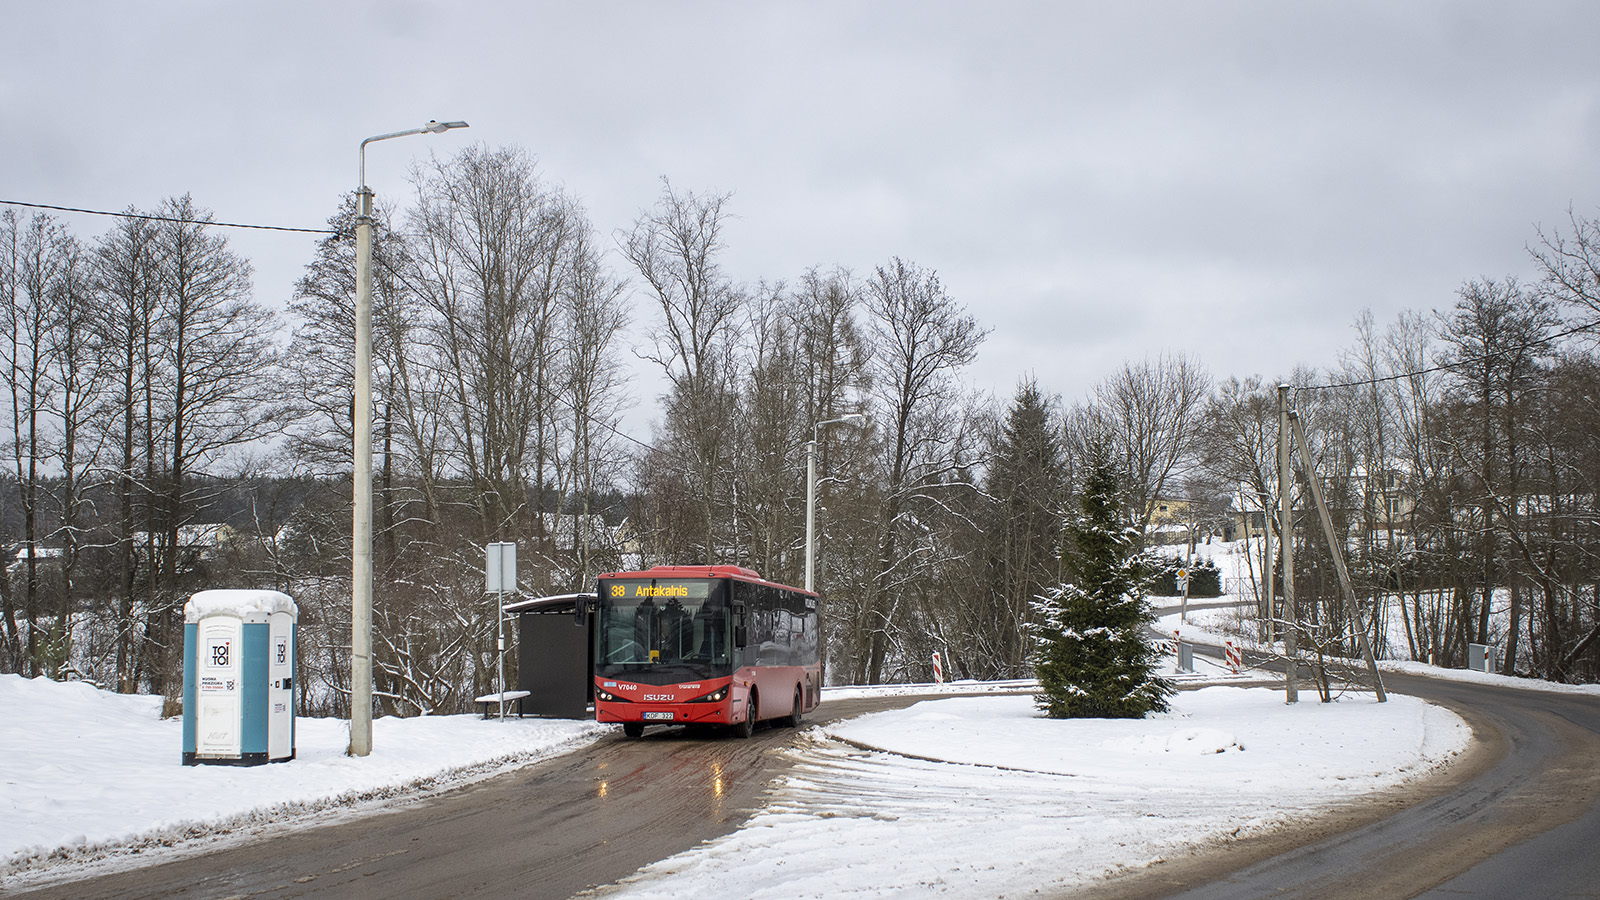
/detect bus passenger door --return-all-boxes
[732,603,748,668]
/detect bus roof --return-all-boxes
[598,565,815,597]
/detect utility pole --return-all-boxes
[1290,411,1387,701]
[1278,384,1298,704]
[1262,487,1275,645]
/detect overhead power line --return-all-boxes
[1306,316,1600,394]
[1,198,335,235]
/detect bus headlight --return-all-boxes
[687,687,728,703]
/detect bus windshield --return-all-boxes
[596,578,731,679]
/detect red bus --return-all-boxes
[593,565,820,738]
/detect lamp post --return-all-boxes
[350,120,467,757]
[805,413,866,593]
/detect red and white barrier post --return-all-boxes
[1225,639,1242,675]
[931,650,945,685]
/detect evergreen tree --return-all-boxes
[1031,443,1172,718]
[978,379,1069,677]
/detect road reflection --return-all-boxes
[586,726,771,825]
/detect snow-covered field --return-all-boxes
[594,686,1467,899]
[4,670,1473,898]
[0,674,608,879]
[1167,536,1569,676]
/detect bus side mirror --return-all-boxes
[574,597,588,626]
[734,625,748,647]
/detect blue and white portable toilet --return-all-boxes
[182,590,297,766]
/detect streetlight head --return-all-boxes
[424,119,470,133]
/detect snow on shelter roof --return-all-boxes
[184,590,297,623]
[502,592,593,615]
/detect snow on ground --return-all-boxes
[1168,537,1595,685]
[822,678,1038,701]
[1169,606,1600,698]
[1375,659,1600,694]
[595,686,1468,900]
[0,674,608,878]
[3,643,1478,898]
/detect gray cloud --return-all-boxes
[7,0,1599,425]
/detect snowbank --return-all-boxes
[0,674,607,875]
[599,686,1469,899]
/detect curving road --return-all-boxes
[1083,643,1600,900]
[5,695,929,900]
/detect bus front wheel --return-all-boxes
[734,690,757,739]
[623,722,644,738]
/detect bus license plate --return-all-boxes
[643,711,674,720]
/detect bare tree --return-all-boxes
[551,221,631,589]
[794,268,871,428]
[855,257,987,684]
[92,210,161,691]
[1072,353,1211,543]
[408,145,578,555]
[44,233,108,678]
[1531,209,1600,329]
[1200,375,1281,530]
[284,196,414,471]
[729,283,806,582]
[1436,277,1559,654]
[0,210,69,675]
[284,193,440,583]
[788,268,873,680]
[146,196,286,700]
[622,179,746,561]
[1372,310,1460,665]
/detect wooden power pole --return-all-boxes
[1289,410,1387,701]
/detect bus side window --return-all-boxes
[733,602,748,649]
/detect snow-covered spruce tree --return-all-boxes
[1031,445,1173,718]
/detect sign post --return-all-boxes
[485,542,516,720]
[1177,567,1190,623]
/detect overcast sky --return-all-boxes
[8,1,1600,436]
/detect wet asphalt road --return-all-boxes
[4,696,924,900]
[1081,635,1600,900]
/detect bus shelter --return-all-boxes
[503,593,595,719]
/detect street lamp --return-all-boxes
[350,119,468,757]
[805,413,867,593]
